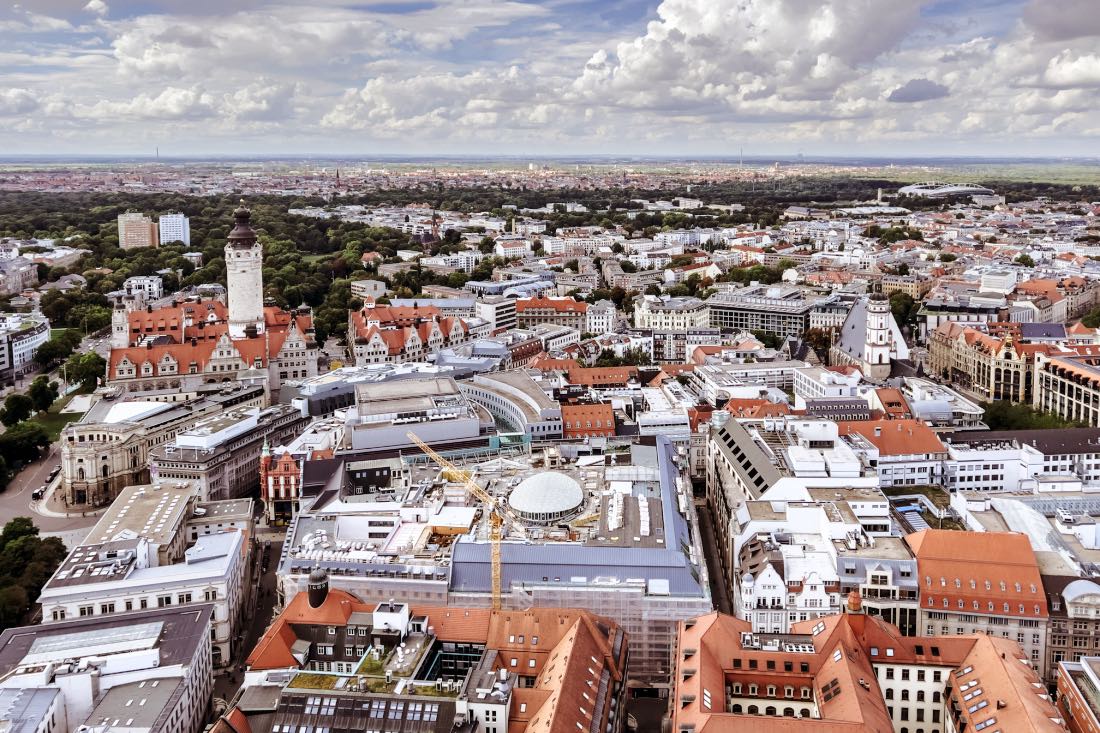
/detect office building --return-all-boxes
[148,403,311,501]
[38,480,251,669]
[707,285,833,338]
[0,605,215,733]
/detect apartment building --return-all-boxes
[118,211,159,249]
[673,603,1065,733]
[907,529,1049,677]
[158,212,190,245]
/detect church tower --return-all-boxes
[864,293,892,380]
[225,202,264,339]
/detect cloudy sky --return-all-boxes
[2,0,1099,156]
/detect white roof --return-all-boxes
[508,472,584,516]
[102,400,173,424]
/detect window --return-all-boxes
[157,595,171,608]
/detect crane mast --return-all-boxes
[407,432,503,609]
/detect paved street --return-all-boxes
[0,329,110,546]
[695,500,733,615]
[0,443,96,547]
[213,539,283,705]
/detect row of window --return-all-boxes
[61,589,217,620]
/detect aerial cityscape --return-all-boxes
[1,1,1100,733]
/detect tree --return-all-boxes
[804,327,833,356]
[939,253,957,262]
[28,377,59,413]
[0,394,33,427]
[33,334,79,367]
[980,401,1080,430]
[64,352,107,392]
[1015,254,1035,267]
[644,284,663,296]
[889,291,921,331]
[0,517,66,631]
[0,422,49,467]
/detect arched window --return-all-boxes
[78,467,85,480]
[783,708,795,717]
[765,707,777,716]
[747,706,759,715]
[731,705,742,714]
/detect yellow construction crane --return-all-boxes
[407,431,503,609]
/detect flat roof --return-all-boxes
[85,678,179,728]
[86,481,198,546]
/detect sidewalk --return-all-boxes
[33,472,107,520]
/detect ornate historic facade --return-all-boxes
[107,205,319,396]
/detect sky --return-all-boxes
[1,0,1099,157]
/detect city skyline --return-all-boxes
[2,0,1099,156]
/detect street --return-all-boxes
[695,500,733,615]
[213,537,283,704]
[0,329,112,547]
[0,443,96,547]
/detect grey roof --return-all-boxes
[947,428,1100,455]
[450,540,702,596]
[1019,322,1067,340]
[0,689,59,733]
[451,436,702,597]
[0,605,214,677]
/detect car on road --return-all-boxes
[32,489,44,500]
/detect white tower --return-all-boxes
[225,203,265,339]
[864,293,892,380]
[110,301,129,349]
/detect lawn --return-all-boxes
[288,673,340,690]
[30,393,85,441]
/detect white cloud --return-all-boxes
[1042,51,1100,89]
[2,0,1100,153]
[0,88,40,116]
[83,0,108,17]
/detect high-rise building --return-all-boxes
[117,211,159,249]
[159,212,191,245]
